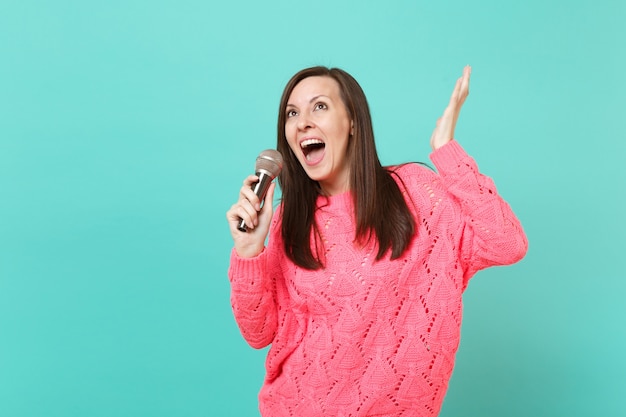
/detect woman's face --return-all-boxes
[285,76,353,196]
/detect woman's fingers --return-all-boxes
[226,177,277,258]
[240,175,262,211]
[449,66,471,110]
[430,66,472,150]
[226,176,261,231]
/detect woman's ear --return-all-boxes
[350,121,354,136]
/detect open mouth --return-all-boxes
[301,138,326,161]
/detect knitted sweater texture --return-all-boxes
[228,141,528,417]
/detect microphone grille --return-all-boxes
[256,149,283,178]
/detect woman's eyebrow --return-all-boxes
[309,94,330,103]
[287,94,332,108]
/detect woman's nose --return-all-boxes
[297,114,314,130]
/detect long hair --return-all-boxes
[277,66,415,270]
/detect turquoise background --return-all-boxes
[1,0,624,416]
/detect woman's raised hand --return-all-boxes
[226,175,276,258]
[430,65,471,150]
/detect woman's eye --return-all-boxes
[286,110,298,118]
[314,103,327,111]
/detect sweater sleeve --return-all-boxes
[228,220,282,349]
[430,140,528,284]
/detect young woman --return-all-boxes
[226,65,527,417]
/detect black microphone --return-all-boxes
[237,149,283,232]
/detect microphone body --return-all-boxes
[237,150,283,232]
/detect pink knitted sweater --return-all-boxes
[228,141,527,416]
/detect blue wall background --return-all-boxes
[1,1,624,416]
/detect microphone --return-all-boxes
[237,149,283,232]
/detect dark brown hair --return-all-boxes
[277,66,415,269]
